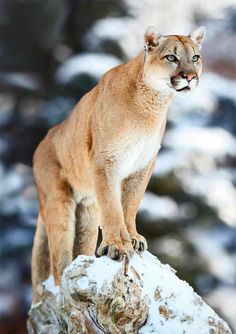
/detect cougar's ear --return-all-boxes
[144,26,162,50]
[190,26,206,48]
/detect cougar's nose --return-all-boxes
[180,72,196,82]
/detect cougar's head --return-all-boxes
[143,26,206,96]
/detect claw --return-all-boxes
[97,243,108,256]
[131,235,147,253]
[98,241,134,261]
[132,238,137,248]
[139,241,144,252]
[100,245,108,255]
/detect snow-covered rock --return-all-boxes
[27,252,232,334]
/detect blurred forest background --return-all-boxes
[0,0,236,333]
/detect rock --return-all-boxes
[27,252,232,334]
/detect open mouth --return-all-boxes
[176,86,191,92]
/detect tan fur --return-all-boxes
[31,27,205,301]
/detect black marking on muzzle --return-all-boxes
[176,86,191,92]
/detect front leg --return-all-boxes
[121,157,156,252]
[94,162,133,261]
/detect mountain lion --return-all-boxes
[32,26,206,301]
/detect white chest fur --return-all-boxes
[117,120,166,180]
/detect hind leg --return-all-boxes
[44,183,76,285]
[33,138,76,286]
[73,200,99,258]
[31,214,50,303]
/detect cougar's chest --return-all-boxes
[118,123,165,179]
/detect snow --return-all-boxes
[149,236,186,259]
[153,150,190,176]
[64,254,123,292]
[200,73,236,103]
[121,0,236,57]
[0,166,23,199]
[55,53,121,85]
[3,228,32,248]
[169,81,216,120]
[0,93,15,126]
[83,0,236,60]
[61,252,231,333]
[0,163,38,225]
[183,171,236,226]
[84,17,132,50]
[139,191,179,220]
[87,256,123,291]
[167,72,236,130]
[0,73,40,91]
[206,287,236,330]
[186,227,236,284]
[43,275,60,295]
[0,294,15,316]
[164,126,236,158]
[76,276,90,292]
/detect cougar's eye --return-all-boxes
[192,55,200,62]
[165,55,178,62]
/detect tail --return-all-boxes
[31,214,50,302]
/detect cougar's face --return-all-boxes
[143,27,205,97]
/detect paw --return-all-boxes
[97,240,134,261]
[130,234,147,253]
